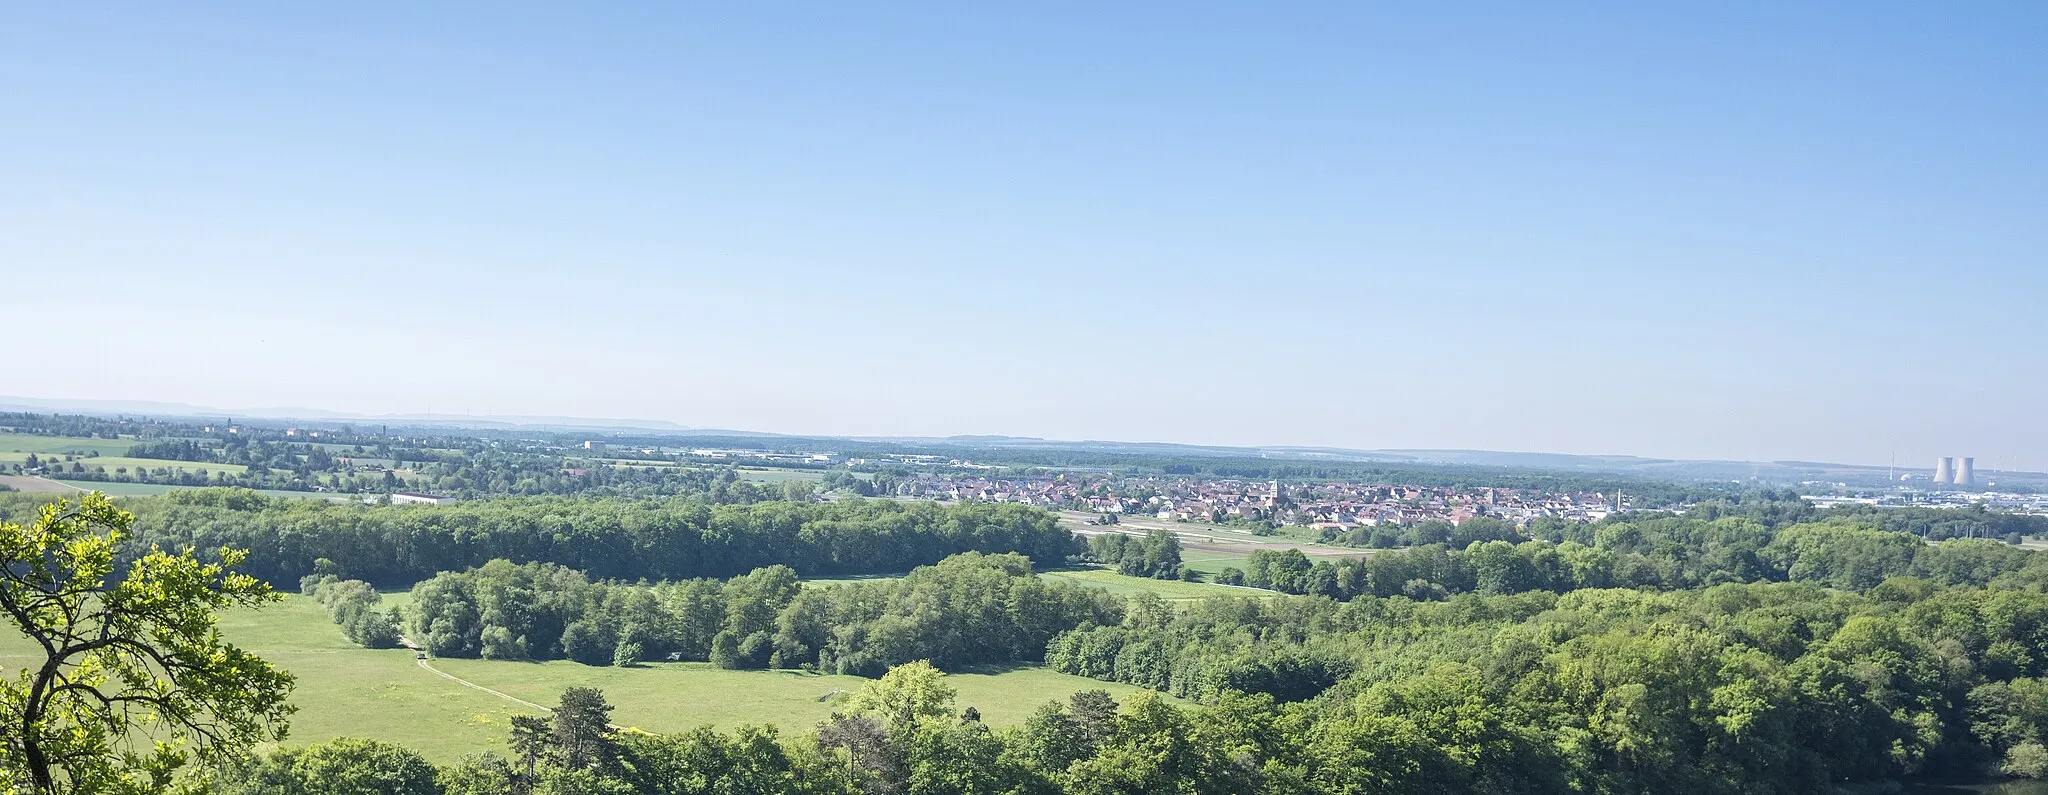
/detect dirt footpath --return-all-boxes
[0,475,83,493]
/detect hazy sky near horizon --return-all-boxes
[3,3,2044,469]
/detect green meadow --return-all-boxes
[0,593,1174,764]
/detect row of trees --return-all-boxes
[1225,513,2045,601]
[0,491,1085,587]
[301,574,402,648]
[404,553,1123,676]
[1319,498,2048,553]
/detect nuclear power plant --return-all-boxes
[1932,456,1976,487]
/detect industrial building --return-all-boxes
[1931,456,1977,487]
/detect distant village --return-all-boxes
[891,473,1633,529]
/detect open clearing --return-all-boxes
[0,593,1171,763]
[802,573,908,588]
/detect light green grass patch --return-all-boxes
[1179,552,1253,576]
[800,573,907,588]
[1039,567,1272,600]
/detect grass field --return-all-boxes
[1039,566,1271,600]
[1,593,1173,763]
[1179,551,1254,576]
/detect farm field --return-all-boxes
[0,474,80,493]
[733,466,828,483]
[0,452,249,477]
[51,481,340,500]
[0,430,137,456]
[1066,513,1326,547]
[0,593,1171,763]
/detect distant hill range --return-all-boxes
[0,396,694,434]
[4,395,2039,488]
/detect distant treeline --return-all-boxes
[1281,520,2029,594]
[1283,494,2048,603]
[1322,492,2048,551]
[0,491,1081,587]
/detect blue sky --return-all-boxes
[3,3,2043,469]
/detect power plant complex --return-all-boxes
[1932,457,1976,487]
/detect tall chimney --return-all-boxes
[1957,458,1975,487]
[1935,457,1955,485]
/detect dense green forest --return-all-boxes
[219,527,2048,793]
[240,496,2048,792]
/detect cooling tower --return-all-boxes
[1935,457,1955,485]
[1957,458,1975,487]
